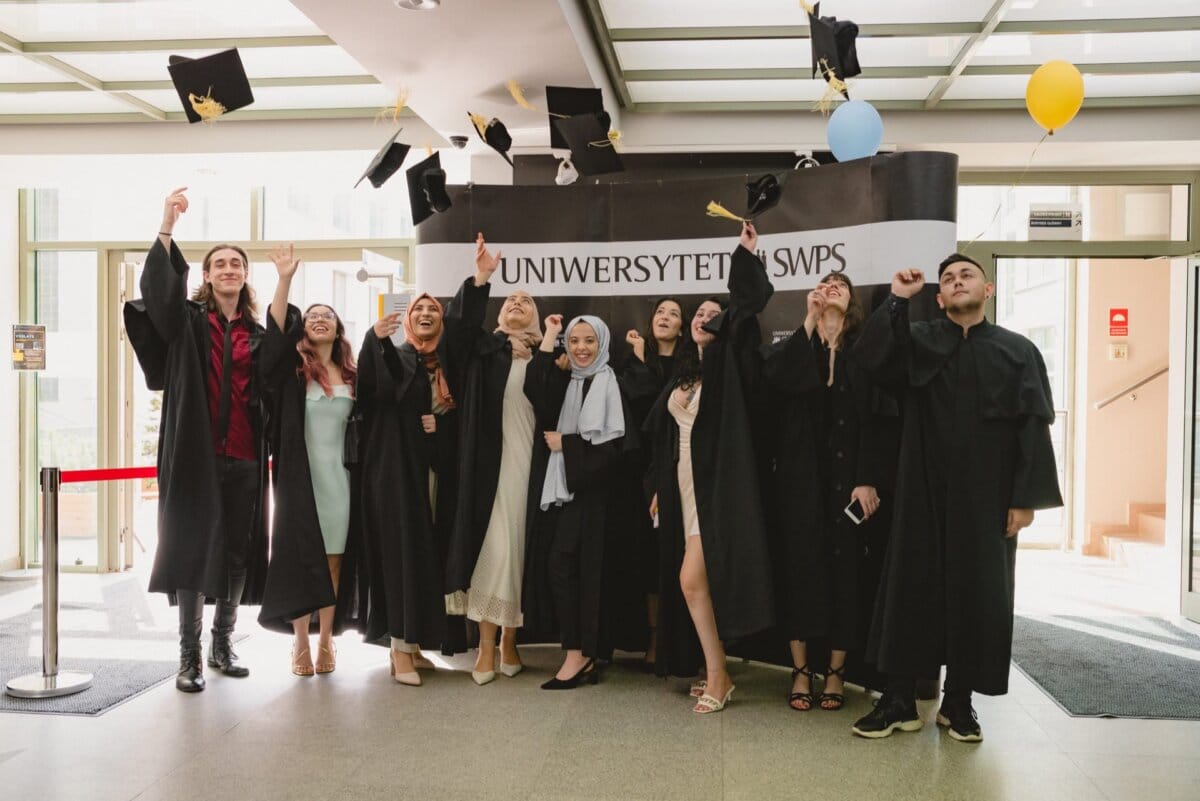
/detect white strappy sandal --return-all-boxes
[693,685,735,715]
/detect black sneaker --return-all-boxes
[936,697,983,742]
[851,694,923,739]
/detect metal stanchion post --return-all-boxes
[6,467,93,698]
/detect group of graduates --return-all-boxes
[125,187,1062,743]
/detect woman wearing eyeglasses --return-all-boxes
[256,246,364,676]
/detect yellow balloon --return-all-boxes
[1026,60,1084,134]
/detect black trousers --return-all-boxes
[177,457,259,645]
[547,507,606,658]
[887,672,971,703]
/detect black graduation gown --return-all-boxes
[608,352,677,650]
[761,329,899,676]
[855,297,1063,695]
[523,350,637,660]
[356,329,455,649]
[618,352,678,588]
[121,238,268,604]
[443,279,549,633]
[254,307,366,634]
[645,245,777,678]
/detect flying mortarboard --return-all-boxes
[167,49,254,123]
[706,171,789,224]
[804,1,861,109]
[355,128,411,189]
[467,112,514,166]
[406,151,452,226]
[552,112,623,176]
[544,86,608,150]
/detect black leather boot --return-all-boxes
[176,590,206,692]
[208,571,250,677]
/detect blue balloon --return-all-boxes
[826,100,884,162]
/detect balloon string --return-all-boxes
[964,130,1051,252]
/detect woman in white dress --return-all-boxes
[443,234,545,684]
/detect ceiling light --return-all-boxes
[394,0,440,9]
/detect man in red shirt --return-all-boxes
[126,188,268,692]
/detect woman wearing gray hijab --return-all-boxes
[524,313,636,690]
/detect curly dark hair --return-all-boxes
[675,296,727,391]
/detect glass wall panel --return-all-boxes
[35,250,99,567]
[262,185,413,241]
[958,184,1188,242]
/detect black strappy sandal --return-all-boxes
[789,664,816,711]
[819,664,847,711]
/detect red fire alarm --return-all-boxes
[1109,308,1129,338]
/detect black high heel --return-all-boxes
[540,659,597,690]
[819,664,847,711]
[789,664,816,711]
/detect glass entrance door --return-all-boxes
[1184,258,1200,623]
[995,257,1074,548]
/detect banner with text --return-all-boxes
[415,151,958,343]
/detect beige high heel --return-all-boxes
[694,684,735,714]
[315,643,337,674]
[472,641,496,686]
[389,649,421,686]
[292,646,314,677]
[413,650,435,670]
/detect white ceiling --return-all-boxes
[0,1,1196,170]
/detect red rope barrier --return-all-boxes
[60,466,157,484]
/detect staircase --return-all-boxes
[1085,502,1169,575]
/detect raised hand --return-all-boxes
[373,312,402,340]
[806,284,828,320]
[739,221,758,253]
[626,329,646,363]
[474,232,502,285]
[891,268,926,299]
[544,313,564,339]
[268,243,301,280]
[161,186,188,235]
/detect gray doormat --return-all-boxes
[1011,615,1200,720]
[0,578,246,716]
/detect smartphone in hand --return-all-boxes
[844,498,866,525]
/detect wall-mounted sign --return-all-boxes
[1109,307,1129,338]
[1029,202,1083,241]
[12,324,46,370]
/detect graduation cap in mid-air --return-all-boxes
[706,173,784,224]
[552,112,623,176]
[544,85,609,150]
[167,49,254,123]
[467,112,514,166]
[355,128,411,189]
[406,151,452,226]
[806,2,861,103]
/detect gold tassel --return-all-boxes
[424,143,433,157]
[587,129,622,150]
[705,201,749,223]
[376,87,409,124]
[468,111,488,138]
[798,0,815,15]
[188,87,226,121]
[812,59,848,114]
[506,80,537,111]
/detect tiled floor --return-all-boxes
[0,552,1197,801]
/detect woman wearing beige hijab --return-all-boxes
[443,233,547,684]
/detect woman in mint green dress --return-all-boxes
[257,244,363,676]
